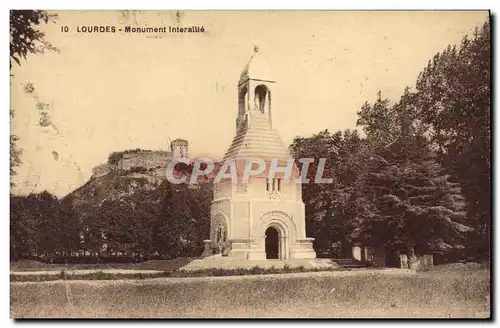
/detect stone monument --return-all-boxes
[201,47,317,261]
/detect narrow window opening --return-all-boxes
[239,86,248,115]
[255,85,268,114]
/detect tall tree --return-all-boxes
[153,181,211,258]
[415,21,491,258]
[290,129,367,257]
[356,91,471,262]
[10,191,80,260]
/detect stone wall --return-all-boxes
[408,254,434,271]
[120,151,172,171]
[352,245,434,270]
[94,150,175,178]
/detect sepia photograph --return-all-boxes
[9,10,491,318]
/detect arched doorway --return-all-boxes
[265,227,280,259]
[252,211,295,260]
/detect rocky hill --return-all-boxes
[63,154,212,258]
[65,171,158,209]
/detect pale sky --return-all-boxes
[10,10,489,197]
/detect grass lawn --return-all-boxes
[10,264,490,318]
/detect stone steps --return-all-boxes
[179,258,340,272]
[333,258,367,269]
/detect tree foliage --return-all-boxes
[11,178,212,262]
[11,191,80,260]
[10,10,58,68]
[414,21,491,257]
[290,129,367,257]
[10,129,22,186]
[290,20,489,261]
[355,124,470,255]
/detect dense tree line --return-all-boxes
[291,21,490,261]
[415,23,491,257]
[10,181,212,262]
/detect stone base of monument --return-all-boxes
[200,238,318,262]
[178,257,339,272]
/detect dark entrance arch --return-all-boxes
[265,227,279,259]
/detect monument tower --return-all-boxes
[202,47,316,261]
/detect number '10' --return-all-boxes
[61,26,69,32]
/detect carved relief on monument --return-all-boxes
[211,213,228,241]
[269,190,281,201]
[210,213,231,256]
[236,182,248,194]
